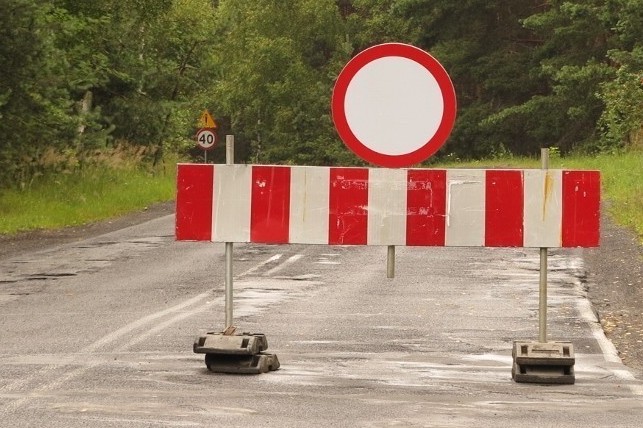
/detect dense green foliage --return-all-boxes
[1,0,641,187]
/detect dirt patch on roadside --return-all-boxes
[584,213,643,372]
[0,201,175,261]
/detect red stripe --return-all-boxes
[250,166,291,244]
[175,164,213,241]
[329,168,369,245]
[485,170,524,247]
[562,171,600,247]
[406,170,446,246]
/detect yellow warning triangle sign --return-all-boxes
[198,110,217,129]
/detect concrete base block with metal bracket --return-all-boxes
[512,341,575,385]
[194,332,268,355]
[194,332,279,374]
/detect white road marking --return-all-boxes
[570,257,643,395]
[263,254,304,276]
[237,253,282,277]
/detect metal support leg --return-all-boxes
[225,242,233,329]
[387,245,395,279]
[539,247,547,343]
[224,135,235,331]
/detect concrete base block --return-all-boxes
[205,353,280,374]
[194,331,278,374]
[512,341,575,384]
[512,362,575,384]
[193,332,268,355]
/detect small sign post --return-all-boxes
[195,110,218,162]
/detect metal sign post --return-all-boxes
[224,135,234,330]
[196,110,218,164]
[387,245,395,278]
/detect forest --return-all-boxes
[1,0,641,187]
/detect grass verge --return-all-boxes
[555,152,642,243]
[0,162,176,235]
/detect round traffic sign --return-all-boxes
[196,128,217,151]
[332,43,457,167]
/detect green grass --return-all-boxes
[437,151,643,243]
[0,163,176,235]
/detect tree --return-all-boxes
[1,0,640,187]
[0,0,89,185]
[394,0,551,158]
[58,0,218,161]
[507,0,619,153]
[597,0,643,150]
[210,0,353,165]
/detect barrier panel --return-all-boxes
[176,164,600,248]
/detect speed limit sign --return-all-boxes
[196,128,217,151]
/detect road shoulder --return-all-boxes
[0,201,174,261]
[584,213,643,372]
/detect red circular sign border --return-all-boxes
[196,127,217,151]
[332,43,457,168]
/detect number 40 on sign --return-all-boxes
[196,128,217,151]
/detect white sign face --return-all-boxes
[332,43,457,168]
[344,56,444,156]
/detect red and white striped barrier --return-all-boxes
[176,164,600,248]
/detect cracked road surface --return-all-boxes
[1,213,642,427]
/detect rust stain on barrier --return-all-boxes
[542,171,554,221]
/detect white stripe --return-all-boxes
[289,166,330,244]
[212,165,251,242]
[367,168,407,245]
[445,170,485,246]
[523,170,562,247]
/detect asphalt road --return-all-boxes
[1,214,642,427]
